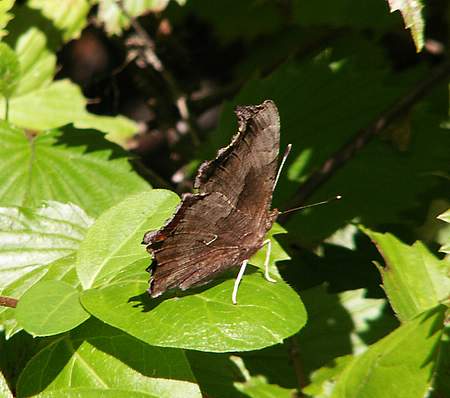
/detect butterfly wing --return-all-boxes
[144,192,256,297]
[195,99,280,235]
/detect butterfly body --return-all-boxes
[143,100,280,299]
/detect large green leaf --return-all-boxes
[364,228,450,321]
[0,123,149,215]
[78,190,305,352]
[16,280,90,336]
[76,190,179,289]
[0,201,92,288]
[16,319,201,398]
[235,376,295,398]
[329,306,445,398]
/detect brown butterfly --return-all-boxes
[143,100,287,304]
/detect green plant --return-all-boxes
[0,1,449,397]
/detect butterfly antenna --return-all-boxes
[274,144,292,190]
[279,195,342,215]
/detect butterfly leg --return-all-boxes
[232,259,248,305]
[262,239,276,282]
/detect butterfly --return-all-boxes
[143,100,284,304]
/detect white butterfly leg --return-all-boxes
[232,260,248,305]
[262,239,276,282]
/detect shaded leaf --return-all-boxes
[387,0,425,52]
[0,42,19,99]
[330,306,445,398]
[0,123,149,216]
[16,280,89,336]
[364,228,450,321]
[16,319,201,398]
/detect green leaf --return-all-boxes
[437,209,450,254]
[235,375,296,398]
[80,260,306,352]
[16,319,201,398]
[0,201,91,337]
[0,0,14,39]
[28,0,90,41]
[98,0,186,35]
[330,306,445,398]
[363,228,450,321]
[0,201,92,288]
[0,255,80,338]
[0,123,149,215]
[0,42,20,99]
[76,190,179,289]
[387,0,425,52]
[16,280,89,336]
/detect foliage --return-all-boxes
[0,0,449,397]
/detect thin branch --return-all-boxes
[118,2,201,146]
[279,59,450,223]
[288,335,307,397]
[0,296,18,308]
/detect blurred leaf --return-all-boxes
[329,306,445,398]
[387,0,425,52]
[0,123,149,215]
[0,370,13,398]
[0,255,80,338]
[98,0,186,35]
[76,190,179,289]
[2,21,138,140]
[303,355,354,398]
[437,209,450,254]
[0,0,14,39]
[364,229,450,321]
[27,0,90,41]
[0,42,19,99]
[235,375,296,398]
[78,190,305,352]
[16,319,201,398]
[16,280,89,336]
